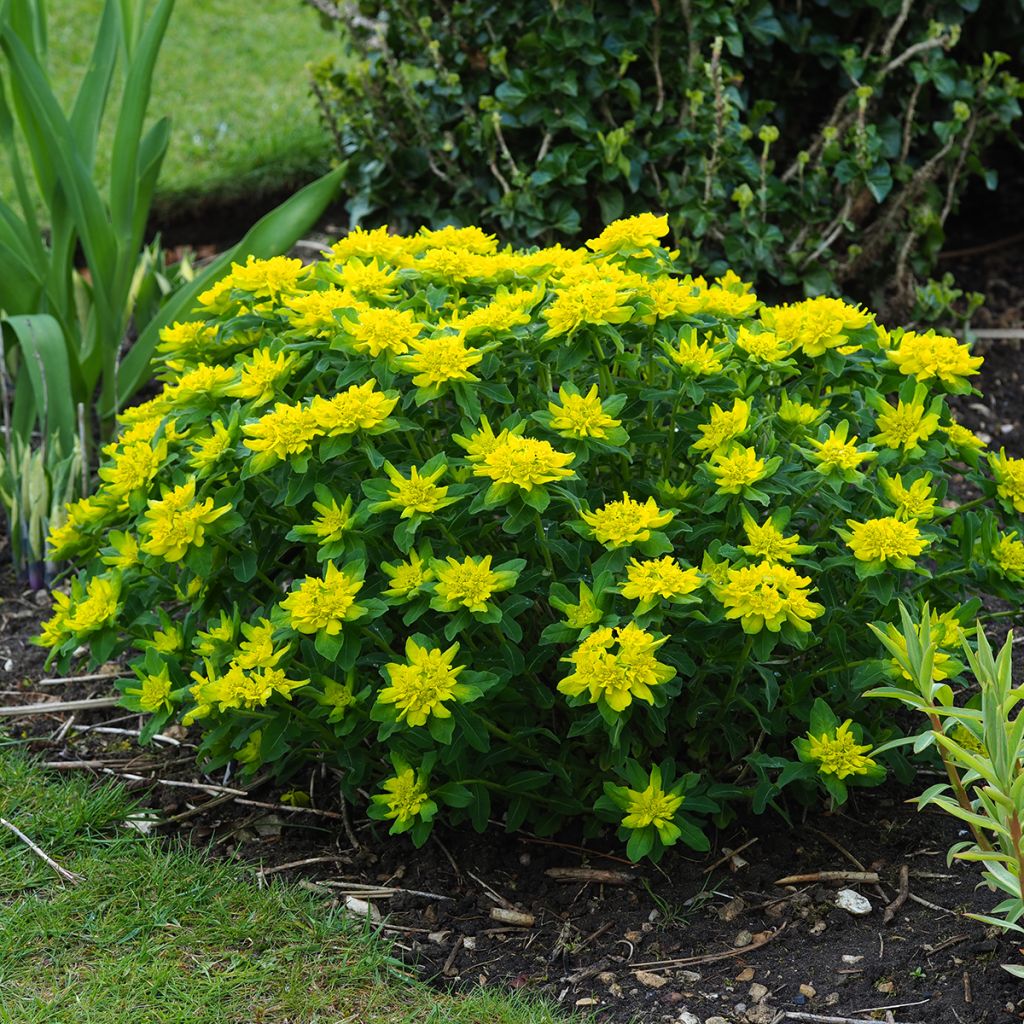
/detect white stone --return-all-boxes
[835,888,872,916]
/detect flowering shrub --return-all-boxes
[38,215,1024,857]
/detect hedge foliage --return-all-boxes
[38,216,1024,857]
[309,0,1022,302]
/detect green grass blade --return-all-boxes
[2,313,75,450]
[68,0,120,169]
[107,0,173,243]
[116,163,344,405]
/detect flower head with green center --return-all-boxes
[242,401,321,471]
[235,618,289,671]
[140,478,232,562]
[666,331,726,375]
[804,720,877,779]
[378,638,470,726]
[870,389,941,452]
[739,508,813,564]
[189,420,236,476]
[149,624,183,654]
[194,611,236,660]
[712,561,823,634]
[619,767,685,844]
[992,531,1024,582]
[472,434,575,494]
[163,363,237,405]
[620,557,702,611]
[431,555,519,614]
[101,531,140,571]
[888,330,983,389]
[309,379,398,436]
[97,439,168,507]
[382,547,435,601]
[778,391,826,428]
[334,256,399,298]
[541,279,634,339]
[806,420,875,481]
[989,448,1024,514]
[375,461,458,519]
[879,470,937,521]
[557,623,674,712]
[293,494,354,545]
[581,493,673,549]
[60,574,121,636]
[878,619,954,682]
[124,664,174,714]
[227,254,307,300]
[280,562,366,635]
[547,384,621,441]
[841,516,928,569]
[228,348,300,407]
[692,399,750,454]
[370,763,436,835]
[551,581,605,629]
[759,296,872,357]
[453,416,524,460]
[398,334,483,389]
[586,212,669,256]
[284,287,362,335]
[943,418,986,456]
[341,306,422,357]
[735,324,791,363]
[707,444,770,495]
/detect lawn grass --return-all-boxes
[0,749,568,1024]
[1,0,334,215]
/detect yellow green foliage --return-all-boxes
[37,214,1024,855]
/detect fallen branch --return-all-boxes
[783,1013,923,1024]
[775,870,879,886]
[316,880,451,901]
[544,866,635,885]
[883,864,910,924]
[257,854,353,877]
[102,771,249,796]
[0,816,83,884]
[38,671,123,686]
[631,923,786,970]
[0,696,120,717]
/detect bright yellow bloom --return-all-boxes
[281,562,365,635]
[431,555,517,613]
[992,531,1024,581]
[47,496,110,559]
[557,622,674,712]
[760,297,872,358]
[330,224,417,267]
[778,392,826,427]
[418,224,498,254]
[235,618,289,671]
[871,396,940,451]
[735,324,791,362]
[285,287,364,336]
[242,401,320,468]
[473,434,575,492]
[186,663,307,722]
[888,330,983,388]
[373,767,432,829]
[620,772,684,842]
[581,493,674,548]
[807,422,875,475]
[880,471,937,520]
[342,306,422,357]
[701,271,759,318]
[554,582,605,629]
[309,380,398,436]
[379,639,468,726]
[140,479,231,562]
[453,416,522,460]
[692,399,750,454]
[943,419,986,454]
[194,611,236,660]
[740,509,811,564]
[125,664,174,714]
[453,287,543,334]
[542,279,634,339]
[189,420,236,475]
[586,213,669,256]
[157,320,217,359]
[547,385,620,440]
[989,449,1024,513]
[97,439,168,506]
[228,348,299,406]
[621,557,702,605]
[712,562,823,634]
[303,495,354,543]
[378,462,455,518]
[150,624,183,654]
[879,620,954,682]
[844,517,928,566]
[227,254,307,300]
[707,444,769,494]
[101,531,140,570]
[666,332,726,375]
[163,363,236,404]
[399,334,484,387]
[806,721,876,779]
[334,256,399,297]
[382,548,435,599]
[64,575,121,634]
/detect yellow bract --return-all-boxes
[581,493,673,548]
[806,721,876,779]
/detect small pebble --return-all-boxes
[678,970,702,983]
[704,1017,730,1024]
[733,929,754,948]
[841,954,863,965]
[835,888,872,916]
[736,967,755,983]
[677,1013,700,1024]
[799,983,816,998]
[597,971,616,985]
[749,982,768,1002]
[635,970,668,989]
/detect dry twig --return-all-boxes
[775,870,879,886]
[0,816,83,884]
[0,696,121,717]
[544,866,634,885]
[883,864,910,924]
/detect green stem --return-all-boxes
[534,512,554,573]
